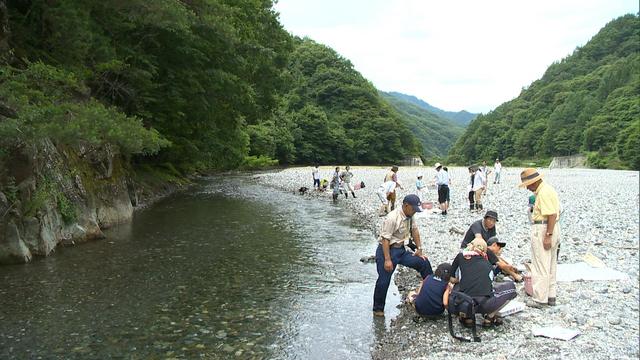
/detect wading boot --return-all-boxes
[352,191,356,198]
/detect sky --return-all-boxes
[273,0,638,113]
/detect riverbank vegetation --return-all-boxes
[448,14,639,170]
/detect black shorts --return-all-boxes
[438,185,449,204]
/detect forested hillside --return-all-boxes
[380,92,464,158]
[448,14,640,169]
[0,1,425,174]
[247,38,420,165]
[387,92,477,127]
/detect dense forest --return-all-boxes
[0,0,430,175]
[380,92,464,159]
[448,14,640,169]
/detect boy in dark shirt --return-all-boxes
[460,210,498,249]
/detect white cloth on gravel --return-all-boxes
[556,262,630,282]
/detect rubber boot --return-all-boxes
[332,193,338,202]
[345,192,348,199]
[351,191,356,198]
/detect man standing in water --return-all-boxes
[519,168,561,308]
[373,195,433,316]
[312,165,320,190]
[340,165,356,198]
[330,167,341,202]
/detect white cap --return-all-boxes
[434,162,442,169]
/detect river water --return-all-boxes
[0,175,399,359]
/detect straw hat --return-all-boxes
[518,168,543,188]
[434,162,442,169]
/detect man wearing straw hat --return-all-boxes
[519,168,561,308]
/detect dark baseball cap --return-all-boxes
[486,236,506,247]
[484,210,498,221]
[403,194,422,212]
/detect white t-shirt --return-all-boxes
[312,168,320,180]
[435,169,450,186]
[473,170,485,190]
[494,163,502,173]
[378,180,397,194]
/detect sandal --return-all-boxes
[459,316,475,328]
[483,315,504,327]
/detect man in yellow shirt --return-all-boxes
[518,168,561,308]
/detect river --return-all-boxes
[0,175,399,359]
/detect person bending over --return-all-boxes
[373,195,433,317]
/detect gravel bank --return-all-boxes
[254,166,639,360]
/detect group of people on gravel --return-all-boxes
[371,166,561,333]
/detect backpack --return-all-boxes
[360,181,365,189]
[447,290,481,342]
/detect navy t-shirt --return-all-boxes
[460,219,496,249]
[414,275,448,316]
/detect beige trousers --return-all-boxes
[474,188,484,206]
[530,223,560,303]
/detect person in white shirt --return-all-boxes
[473,167,485,211]
[493,159,502,184]
[312,165,320,190]
[434,163,450,215]
[376,180,397,216]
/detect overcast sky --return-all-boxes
[273,0,638,113]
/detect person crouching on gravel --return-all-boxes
[451,238,517,327]
[373,195,432,317]
[407,263,454,317]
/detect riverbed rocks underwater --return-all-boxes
[256,166,639,360]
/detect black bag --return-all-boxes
[447,290,481,342]
[407,218,417,251]
[360,181,366,189]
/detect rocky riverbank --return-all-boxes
[255,166,639,360]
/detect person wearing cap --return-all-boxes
[519,168,561,308]
[434,163,450,215]
[383,166,402,211]
[376,180,397,216]
[415,173,426,201]
[459,210,498,249]
[373,194,433,316]
[408,263,454,317]
[451,238,517,327]
[486,236,523,282]
[493,159,502,184]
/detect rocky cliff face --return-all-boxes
[0,140,138,264]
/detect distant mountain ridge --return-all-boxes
[380,92,464,158]
[386,92,478,126]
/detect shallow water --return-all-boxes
[0,175,399,359]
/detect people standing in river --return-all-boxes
[519,168,561,308]
[340,166,356,199]
[330,167,341,202]
[493,159,502,184]
[373,195,433,317]
[384,166,402,211]
[434,163,450,215]
[312,165,321,190]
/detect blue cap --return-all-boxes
[403,194,422,212]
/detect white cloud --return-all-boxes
[274,0,638,113]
